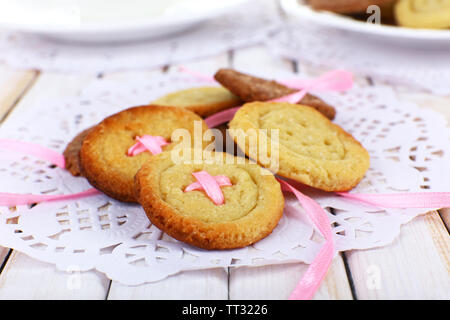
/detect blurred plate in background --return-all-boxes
[281,0,450,46]
[0,0,250,43]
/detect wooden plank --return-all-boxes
[396,92,450,233]
[345,211,449,299]
[108,268,228,300]
[0,251,109,299]
[230,257,353,300]
[0,71,112,299]
[0,65,39,278]
[229,45,353,300]
[2,71,99,123]
[0,65,38,121]
[342,86,450,299]
[107,54,231,300]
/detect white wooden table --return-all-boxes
[0,44,448,300]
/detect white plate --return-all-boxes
[0,0,250,43]
[281,0,450,45]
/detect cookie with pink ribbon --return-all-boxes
[228,101,370,192]
[135,149,284,250]
[80,105,210,202]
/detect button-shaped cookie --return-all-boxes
[228,102,370,192]
[153,86,242,117]
[80,105,210,202]
[135,149,284,250]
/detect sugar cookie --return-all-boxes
[228,102,370,192]
[153,86,242,117]
[63,127,93,177]
[135,149,284,250]
[80,105,210,202]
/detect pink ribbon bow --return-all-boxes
[184,171,232,205]
[127,135,169,156]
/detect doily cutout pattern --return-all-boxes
[0,0,282,74]
[269,18,450,96]
[0,71,448,285]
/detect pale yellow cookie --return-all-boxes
[135,149,284,250]
[228,102,370,192]
[395,0,450,29]
[153,86,242,117]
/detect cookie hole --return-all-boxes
[99,243,120,255]
[30,243,48,250]
[431,150,444,157]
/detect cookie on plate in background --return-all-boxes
[308,0,396,14]
[394,0,450,29]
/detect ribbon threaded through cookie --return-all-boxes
[127,135,169,156]
[184,171,232,205]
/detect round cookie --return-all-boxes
[63,127,93,177]
[80,105,211,202]
[152,86,242,117]
[394,0,450,29]
[228,102,370,192]
[135,149,284,250]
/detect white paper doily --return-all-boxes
[0,0,281,74]
[269,21,450,96]
[0,71,448,285]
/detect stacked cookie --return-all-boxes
[64,69,370,250]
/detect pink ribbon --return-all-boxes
[203,70,353,128]
[0,139,99,205]
[205,106,241,128]
[127,135,169,156]
[180,67,354,128]
[184,171,232,205]
[337,191,450,209]
[277,178,334,300]
[0,139,66,169]
[0,188,100,207]
[273,70,353,104]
